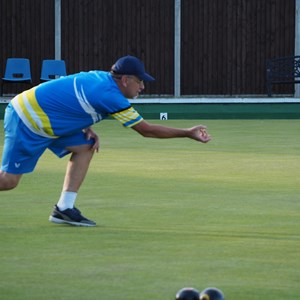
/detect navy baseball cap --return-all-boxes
[111,55,155,82]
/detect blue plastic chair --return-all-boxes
[40,59,67,81]
[1,58,32,95]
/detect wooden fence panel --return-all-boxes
[61,0,174,95]
[0,0,55,93]
[181,0,295,95]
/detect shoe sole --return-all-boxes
[49,216,96,227]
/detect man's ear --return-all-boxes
[121,76,128,87]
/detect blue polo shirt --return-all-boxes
[11,71,143,138]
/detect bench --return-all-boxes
[266,55,300,97]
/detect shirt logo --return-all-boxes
[14,163,21,168]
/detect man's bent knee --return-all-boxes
[0,171,22,190]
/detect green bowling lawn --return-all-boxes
[0,120,299,299]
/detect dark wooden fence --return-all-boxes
[0,0,55,94]
[0,0,296,96]
[181,0,295,95]
[61,0,174,95]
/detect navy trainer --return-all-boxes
[49,205,96,227]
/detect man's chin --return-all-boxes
[127,93,139,99]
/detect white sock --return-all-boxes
[57,191,77,211]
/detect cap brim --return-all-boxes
[140,73,155,82]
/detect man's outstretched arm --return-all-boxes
[132,120,211,143]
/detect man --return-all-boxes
[0,55,211,227]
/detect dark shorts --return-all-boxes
[1,104,94,174]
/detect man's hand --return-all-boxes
[84,127,100,152]
[189,125,211,143]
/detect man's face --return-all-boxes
[121,75,145,99]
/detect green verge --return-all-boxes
[0,120,299,300]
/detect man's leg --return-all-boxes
[62,144,95,193]
[0,171,22,190]
[1,104,48,191]
[49,144,97,226]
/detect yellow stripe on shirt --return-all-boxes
[111,106,142,127]
[12,87,56,137]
